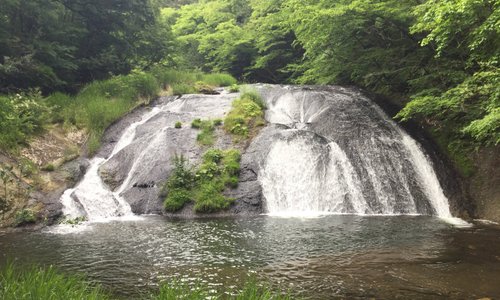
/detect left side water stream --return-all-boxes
[1,215,499,299]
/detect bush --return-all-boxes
[213,118,223,126]
[191,119,202,129]
[163,155,195,212]
[175,121,182,129]
[166,155,196,190]
[229,84,240,93]
[164,189,192,212]
[195,81,217,94]
[14,209,36,226]
[0,90,50,152]
[163,149,241,213]
[240,88,266,109]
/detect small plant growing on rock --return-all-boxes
[196,121,216,146]
[14,209,36,226]
[213,118,223,126]
[191,119,202,129]
[175,121,182,129]
[224,92,265,140]
[229,84,240,93]
[195,81,218,95]
[60,216,87,226]
[41,163,55,172]
[163,155,195,212]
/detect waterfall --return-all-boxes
[57,85,467,226]
[60,105,169,221]
[257,85,466,224]
[59,93,236,222]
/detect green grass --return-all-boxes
[229,84,240,93]
[201,73,237,87]
[171,83,197,95]
[151,279,293,300]
[163,149,241,213]
[195,120,216,146]
[224,91,266,139]
[1,263,294,299]
[151,281,209,300]
[191,119,202,129]
[0,262,110,300]
[0,68,236,155]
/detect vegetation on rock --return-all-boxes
[224,91,266,140]
[163,149,241,213]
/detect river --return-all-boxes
[1,216,499,299]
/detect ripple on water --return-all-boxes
[1,215,499,299]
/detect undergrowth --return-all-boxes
[163,149,240,213]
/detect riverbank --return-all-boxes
[0,262,292,300]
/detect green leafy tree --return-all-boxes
[398,0,500,146]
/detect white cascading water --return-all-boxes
[258,86,468,225]
[58,84,467,226]
[58,93,232,223]
[61,106,167,222]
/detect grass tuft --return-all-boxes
[195,120,216,146]
[0,262,110,299]
[1,263,294,300]
[224,91,266,139]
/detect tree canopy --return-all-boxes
[1,0,498,162]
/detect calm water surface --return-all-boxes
[1,215,499,299]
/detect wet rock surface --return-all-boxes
[93,92,263,216]
[53,84,476,221]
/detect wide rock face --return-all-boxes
[97,93,239,215]
[60,84,470,221]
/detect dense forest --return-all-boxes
[0,0,499,170]
[0,1,499,298]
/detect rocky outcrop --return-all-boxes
[52,84,491,222]
[468,147,500,222]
